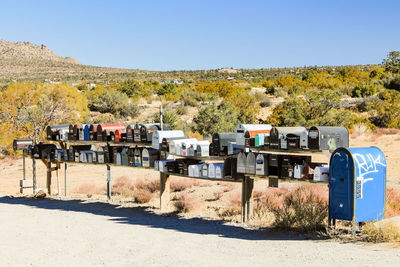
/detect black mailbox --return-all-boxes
[13,139,33,151]
[212,133,241,155]
[308,126,349,151]
[32,143,57,159]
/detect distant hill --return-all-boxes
[0,39,377,85]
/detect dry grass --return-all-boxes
[173,194,198,213]
[112,176,135,197]
[362,221,400,243]
[386,188,400,217]
[75,183,106,195]
[133,189,153,204]
[111,176,157,203]
[171,178,198,192]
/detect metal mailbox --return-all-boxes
[244,130,271,147]
[212,133,242,155]
[78,124,89,141]
[83,125,91,141]
[46,124,70,141]
[201,163,209,178]
[268,154,280,176]
[121,147,129,166]
[69,124,76,140]
[170,138,197,155]
[237,152,248,173]
[114,129,127,143]
[128,147,136,166]
[208,163,224,178]
[269,127,308,150]
[126,123,141,143]
[140,123,172,143]
[255,154,269,176]
[33,143,57,159]
[13,139,33,151]
[329,147,386,224]
[223,157,244,179]
[55,149,64,162]
[141,148,160,168]
[97,147,105,164]
[161,136,189,152]
[195,141,211,157]
[308,126,349,151]
[134,147,142,167]
[245,152,257,174]
[89,124,98,141]
[152,130,184,150]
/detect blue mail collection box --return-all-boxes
[329,147,386,224]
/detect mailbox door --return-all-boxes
[329,149,354,221]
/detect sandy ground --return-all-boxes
[1,196,399,267]
[0,133,400,265]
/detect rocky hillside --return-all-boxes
[0,39,79,64]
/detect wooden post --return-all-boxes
[160,173,170,212]
[46,161,52,195]
[107,165,111,199]
[32,158,37,194]
[64,162,68,196]
[241,176,254,223]
[56,162,61,195]
[22,150,26,180]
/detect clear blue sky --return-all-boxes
[0,0,399,70]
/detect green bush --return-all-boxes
[192,102,241,136]
[158,83,178,96]
[385,76,400,91]
[352,82,377,97]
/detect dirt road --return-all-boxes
[0,196,399,266]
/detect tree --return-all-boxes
[367,90,400,128]
[0,82,88,144]
[192,102,241,136]
[383,51,400,73]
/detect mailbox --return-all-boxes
[89,124,98,141]
[255,154,269,176]
[126,148,135,166]
[201,163,209,178]
[308,126,349,151]
[269,127,308,150]
[169,138,197,155]
[208,163,224,178]
[141,148,160,168]
[13,139,33,151]
[245,152,257,174]
[237,152,248,173]
[83,125,91,141]
[223,158,244,179]
[255,134,265,147]
[126,124,141,143]
[329,147,386,224]
[161,136,189,152]
[188,165,197,177]
[55,149,64,162]
[280,155,311,179]
[140,123,172,143]
[212,133,242,155]
[97,147,105,164]
[32,143,57,159]
[78,124,89,141]
[268,154,280,176]
[114,129,127,143]
[46,124,70,141]
[244,130,271,147]
[96,124,125,141]
[69,124,76,140]
[195,141,211,157]
[134,147,142,167]
[158,160,174,172]
[152,130,184,150]
[121,148,129,166]
[166,160,179,173]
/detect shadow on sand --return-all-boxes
[0,196,320,241]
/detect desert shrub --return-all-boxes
[87,86,139,119]
[352,82,377,97]
[133,189,153,204]
[158,83,178,96]
[135,179,160,193]
[383,51,400,73]
[362,222,400,243]
[176,104,187,115]
[270,185,328,232]
[174,194,197,213]
[118,79,148,98]
[192,102,241,136]
[75,183,105,195]
[112,176,135,197]
[171,178,198,192]
[180,89,200,107]
[152,109,178,129]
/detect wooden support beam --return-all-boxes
[160,173,170,212]
[64,163,68,196]
[107,165,111,199]
[46,161,52,195]
[241,176,254,223]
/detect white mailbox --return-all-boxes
[152,130,184,150]
[237,152,247,173]
[255,154,269,176]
